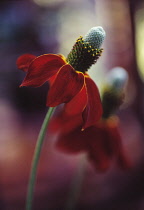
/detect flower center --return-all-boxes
[66,36,103,73]
[66,26,106,73]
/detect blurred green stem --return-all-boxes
[26,107,55,210]
[64,154,87,210]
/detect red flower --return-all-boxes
[17,53,102,129]
[50,114,131,172]
[17,27,106,129]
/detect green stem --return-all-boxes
[64,154,87,210]
[26,107,56,210]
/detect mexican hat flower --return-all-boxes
[17,27,105,129]
[55,117,130,171]
[49,67,130,171]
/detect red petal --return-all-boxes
[86,126,111,171]
[16,54,36,72]
[20,54,66,87]
[64,84,87,116]
[56,126,87,154]
[106,125,131,169]
[47,64,84,107]
[82,76,103,129]
[49,111,82,134]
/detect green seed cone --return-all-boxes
[66,26,106,73]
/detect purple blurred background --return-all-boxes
[0,0,144,209]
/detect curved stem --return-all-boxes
[26,107,56,210]
[64,154,87,210]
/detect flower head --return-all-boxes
[66,26,105,73]
[17,26,106,129]
[106,67,128,90]
[53,116,130,172]
[102,67,128,119]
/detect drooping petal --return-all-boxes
[106,125,131,169]
[84,126,111,171]
[47,64,84,107]
[64,83,87,116]
[55,124,111,171]
[20,54,66,87]
[16,54,36,72]
[49,111,82,134]
[88,145,111,172]
[52,113,130,171]
[82,76,103,129]
[56,126,87,153]
[95,120,115,157]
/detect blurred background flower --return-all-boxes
[0,0,144,210]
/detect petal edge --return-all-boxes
[47,64,85,107]
[82,76,103,129]
[21,54,66,87]
[16,54,36,72]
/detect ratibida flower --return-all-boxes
[17,27,105,129]
[55,116,130,171]
[17,27,107,210]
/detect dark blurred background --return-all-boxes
[0,0,144,209]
